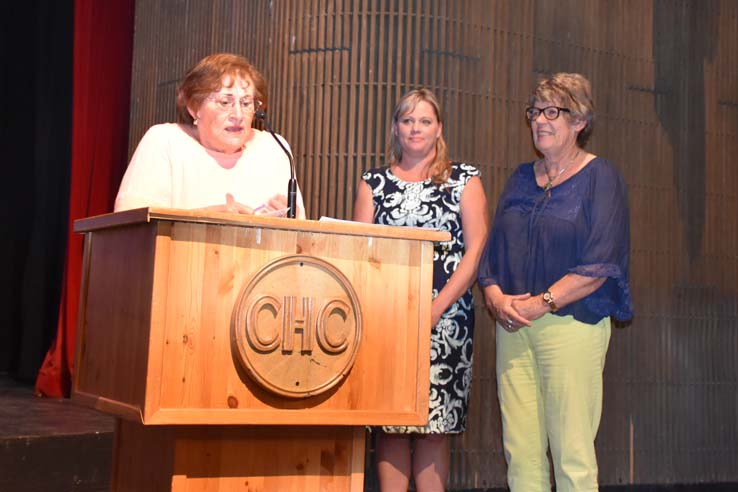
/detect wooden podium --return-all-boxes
[72,208,449,491]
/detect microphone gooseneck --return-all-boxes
[255,110,298,219]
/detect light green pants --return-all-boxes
[496,313,611,492]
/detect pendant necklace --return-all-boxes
[543,150,580,195]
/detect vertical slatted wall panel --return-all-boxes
[129,0,738,489]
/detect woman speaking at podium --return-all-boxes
[114,53,305,218]
[353,88,489,491]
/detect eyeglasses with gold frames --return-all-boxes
[206,94,262,113]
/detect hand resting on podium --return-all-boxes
[195,193,291,217]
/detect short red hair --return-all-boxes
[175,53,268,125]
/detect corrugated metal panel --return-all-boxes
[129,0,738,489]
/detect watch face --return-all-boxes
[543,291,557,312]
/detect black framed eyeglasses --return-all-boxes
[525,106,571,121]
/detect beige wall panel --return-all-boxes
[129,0,738,488]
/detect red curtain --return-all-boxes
[35,0,135,397]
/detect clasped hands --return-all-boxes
[486,291,549,332]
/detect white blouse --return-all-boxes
[114,123,305,218]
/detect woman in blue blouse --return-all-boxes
[478,73,633,492]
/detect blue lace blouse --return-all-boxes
[478,157,633,324]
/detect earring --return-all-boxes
[193,118,199,126]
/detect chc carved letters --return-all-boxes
[232,255,362,398]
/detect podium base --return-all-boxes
[112,419,366,492]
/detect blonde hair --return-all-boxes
[388,88,451,184]
[530,72,595,146]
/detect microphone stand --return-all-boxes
[255,110,297,219]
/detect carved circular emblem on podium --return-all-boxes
[231,255,362,398]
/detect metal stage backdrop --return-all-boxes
[127,0,737,489]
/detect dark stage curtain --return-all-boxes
[0,2,73,383]
[33,0,135,397]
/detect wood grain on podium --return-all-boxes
[112,420,365,492]
[72,208,446,491]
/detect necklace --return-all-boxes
[543,150,580,193]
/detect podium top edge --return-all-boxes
[73,207,451,243]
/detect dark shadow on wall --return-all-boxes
[528,0,719,264]
[653,0,719,263]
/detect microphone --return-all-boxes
[255,108,298,219]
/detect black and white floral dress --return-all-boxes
[361,162,478,434]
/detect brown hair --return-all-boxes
[388,88,451,184]
[175,53,268,125]
[529,72,595,146]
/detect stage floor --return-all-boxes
[1,375,736,492]
[0,376,114,439]
[0,375,114,492]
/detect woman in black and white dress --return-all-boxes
[353,88,489,492]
